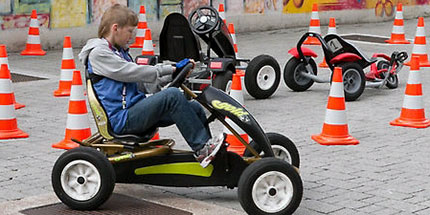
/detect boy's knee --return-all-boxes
[164,88,184,100]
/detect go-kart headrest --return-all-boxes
[159,13,202,62]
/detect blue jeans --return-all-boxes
[122,88,210,151]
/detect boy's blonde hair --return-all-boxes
[98,4,139,38]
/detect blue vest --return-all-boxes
[88,46,145,134]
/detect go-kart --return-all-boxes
[284,32,408,101]
[135,6,281,99]
[51,63,302,214]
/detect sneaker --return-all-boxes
[195,134,225,168]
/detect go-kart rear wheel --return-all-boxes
[340,62,365,101]
[243,132,300,168]
[377,60,398,89]
[238,158,303,215]
[51,147,115,210]
[284,57,317,91]
[245,55,280,99]
[212,70,233,93]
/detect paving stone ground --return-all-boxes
[0,17,430,214]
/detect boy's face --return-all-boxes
[113,25,136,48]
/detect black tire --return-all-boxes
[212,70,233,93]
[238,158,303,215]
[245,55,281,99]
[339,62,365,101]
[283,57,317,92]
[377,60,398,89]
[243,132,300,168]
[51,147,116,210]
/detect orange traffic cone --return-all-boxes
[141,28,154,56]
[0,45,25,109]
[390,56,430,128]
[319,18,337,68]
[404,17,430,67]
[311,67,359,145]
[385,3,410,44]
[228,23,238,56]
[218,4,226,24]
[52,70,91,149]
[54,36,75,97]
[21,10,46,56]
[304,3,321,45]
[0,65,28,139]
[224,74,248,155]
[130,5,148,48]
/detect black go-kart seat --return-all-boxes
[323,34,377,68]
[86,78,158,146]
[159,13,203,62]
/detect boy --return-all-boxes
[78,4,223,168]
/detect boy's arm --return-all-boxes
[89,48,173,83]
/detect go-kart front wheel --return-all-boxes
[283,57,317,92]
[243,132,300,168]
[51,147,116,210]
[339,62,365,101]
[238,158,303,215]
[377,60,398,89]
[245,55,280,99]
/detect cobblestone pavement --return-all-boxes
[1,17,430,214]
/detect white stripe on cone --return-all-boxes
[139,14,147,22]
[311,11,319,19]
[0,105,16,119]
[62,47,74,60]
[27,35,41,44]
[392,25,405,34]
[143,40,153,52]
[416,27,425,36]
[0,58,8,66]
[407,70,421,84]
[402,95,424,109]
[329,82,344,97]
[309,26,321,34]
[70,85,85,101]
[324,109,347,125]
[60,69,74,81]
[0,79,12,93]
[136,28,145,37]
[30,19,38,27]
[395,11,403,19]
[328,27,337,35]
[412,44,427,54]
[66,114,90,129]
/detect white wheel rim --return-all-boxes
[60,160,101,201]
[256,65,276,90]
[252,171,294,213]
[225,80,232,94]
[272,145,292,164]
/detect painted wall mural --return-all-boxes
[0,0,429,30]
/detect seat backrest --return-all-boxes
[323,34,373,68]
[159,13,202,62]
[86,78,115,140]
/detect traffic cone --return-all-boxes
[0,45,25,109]
[385,3,410,44]
[21,9,46,56]
[224,74,248,155]
[218,4,226,25]
[52,70,91,149]
[319,18,337,68]
[141,28,154,56]
[0,65,28,139]
[311,67,359,145]
[130,5,148,48]
[404,17,430,67]
[303,3,321,45]
[228,23,239,56]
[54,36,75,97]
[390,56,430,128]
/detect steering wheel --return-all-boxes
[169,63,193,88]
[188,6,220,35]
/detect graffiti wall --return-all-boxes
[0,0,429,30]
